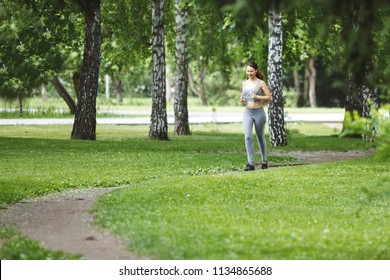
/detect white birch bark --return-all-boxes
[343,70,378,141]
[267,9,287,146]
[149,0,168,140]
[303,64,309,106]
[174,0,190,135]
[308,56,317,108]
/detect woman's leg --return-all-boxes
[243,109,255,165]
[253,108,267,162]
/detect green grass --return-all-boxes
[0,123,385,260]
[0,124,291,207]
[0,228,80,260]
[94,159,390,259]
[0,123,373,208]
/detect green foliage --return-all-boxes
[100,0,152,74]
[373,7,390,91]
[340,110,372,139]
[188,1,236,78]
[339,105,390,159]
[340,107,390,159]
[282,89,298,108]
[0,0,82,100]
[0,228,80,260]
[374,110,390,159]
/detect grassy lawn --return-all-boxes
[94,159,389,259]
[0,123,372,207]
[0,122,388,259]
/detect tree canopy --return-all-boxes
[1,0,389,139]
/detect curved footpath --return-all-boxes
[0,188,141,260]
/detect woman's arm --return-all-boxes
[259,82,272,102]
[240,81,246,103]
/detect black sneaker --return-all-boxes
[261,161,268,169]
[244,163,255,171]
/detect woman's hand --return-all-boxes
[240,94,246,102]
[250,92,260,100]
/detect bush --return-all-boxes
[340,107,390,158]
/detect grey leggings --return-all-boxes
[243,107,267,165]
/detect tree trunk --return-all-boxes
[51,77,77,114]
[197,58,207,106]
[188,67,199,97]
[343,71,378,140]
[303,63,310,106]
[72,72,81,99]
[267,9,287,146]
[343,73,364,138]
[18,94,23,117]
[308,56,317,108]
[293,65,300,108]
[342,1,378,141]
[114,78,123,105]
[71,0,101,140]
[149,0,168,140]
[41,83,48,102]
[174,0,190,135]
[105,74,110,99]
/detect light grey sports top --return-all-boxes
[242,79,264,102]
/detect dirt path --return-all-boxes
[0,149,375,260]
[269,149,375,166]
[0,188,141,260]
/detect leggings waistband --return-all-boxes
[244,106,264,112]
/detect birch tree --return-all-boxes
[307,55,317,107]
[174,0,190,135]
[267,9,287,146]
[149,0,168,140]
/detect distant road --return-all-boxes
[0,110,346,125]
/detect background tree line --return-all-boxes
[1,0,389,142]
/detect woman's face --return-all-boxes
[246,66,256,79]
